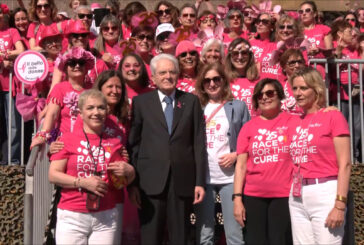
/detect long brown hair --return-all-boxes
[29,0,57,22]
[93,70,129,125]
[195,63,234,107]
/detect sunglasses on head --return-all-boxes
[279,24,294,30]
[136,34,154,41]
[36,3,50,10]
[78,13,93,19]
[258,89,276,100]
[229,14,241,20]
[157,9,171,16]
[231,50,250,58]
[102,26,118,32]
[66,59,86,67]
[203,76,222,85]
[179,51,198,58]
[287,59,304,67]
[256,19,270,25]
[298,8,312,15]
[71,33,89,38]
[182,13,196,18]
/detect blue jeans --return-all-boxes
[0,92,21,164]
[195,183,244,245]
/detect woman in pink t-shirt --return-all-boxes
[49,89,135,244]
[92,14,123,70]
[222,9,249,50]
[225,38,260,116]
[10,7,30,50]
[234,78,293,245]
[176,40,199,94]
[288,67,351,245]
[30,47,95,149]
[117,53,154,103]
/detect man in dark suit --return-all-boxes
[128,54,207,245]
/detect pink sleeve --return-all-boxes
[330,111,349,137]
[236,123,250,155]
[10,28,22,44]
[26,22,37,39]
[47,83,64,107]
[321,25,331,36]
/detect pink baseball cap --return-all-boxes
[175,40,197,57]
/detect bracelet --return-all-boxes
[36,131,51,141]
[232,193,243,201]
[73,177,78,188]
[336,195,347,204]
[76,177,82,192]
[335,205,346,211]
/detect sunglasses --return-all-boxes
[71,33,89,38]
[102,26,118,32]
[78,13,93,19]
[298,8,312,15]
[256,19,270,25]
[287,59,304,67]
[231,50,250,58]
[36,3,50,10]
[203,76,222,85]
[229,14,241,20]
[279,24,294,30]
[182,13,196,18]
[345,18,356,22]
[66,59,86,67]
[258,89,276,100]
[157,9,171,16]
[179,51,198,58]
[243,11,253,17]
[136,34,154,41]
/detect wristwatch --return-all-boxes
[232,193,243,201]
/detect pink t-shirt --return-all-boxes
[237,111,293,197]
[0,28,22,92]
[230,78,258,117]
[222,31,249,50]
[176,78,196,94]
[104,42,123,69]
[259,41,283,80]
[51,130,124,213]
[250,38,272,62]
[47,81,92,133]
[88,58,109,84]
[125,83,154,105]
[122,24,131,40]
[304,24,331,58]
[27,22,68,52]
[288,110,349,178]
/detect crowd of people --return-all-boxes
[0,0,362,244]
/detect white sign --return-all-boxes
[14,51,49,85]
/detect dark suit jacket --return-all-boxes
[128,89,207,197]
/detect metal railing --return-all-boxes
[309,58,364,163]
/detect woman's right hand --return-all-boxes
[30,136,46,150]
[80,176,108,197]
[233,199,246,227]
[49,139,64,155]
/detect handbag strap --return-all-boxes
[205,101,226,124]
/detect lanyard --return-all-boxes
[83,129,103,176]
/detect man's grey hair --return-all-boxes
[150,54,180,76]
[76,5,92,13]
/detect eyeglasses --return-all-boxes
[256,19,270,25]
[101,26,118,32]
[287,59,305,67]
[258,89,276,100]
[157,9,171,16]
[179,51,198,58]
[231,50,250,58]
[71,33,89,39]
[298,8,312,15]
[78,13,93,19]
[136,34,154,41]
[182,13,196,18]
[203,76,222,85]
[279,25,294,30]
[66,59,86,67]
[36,3,50,10]
[229,14,241,20]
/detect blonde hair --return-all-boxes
[289,67,327,108]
